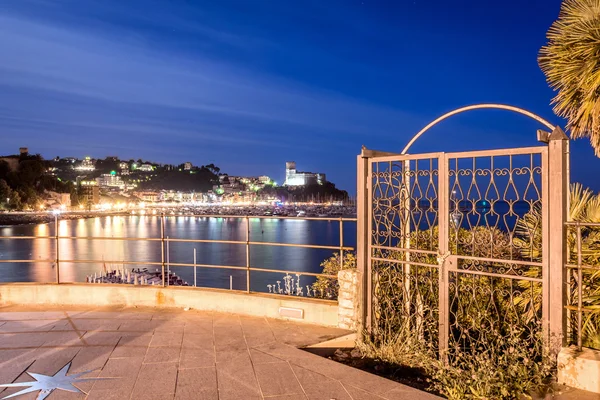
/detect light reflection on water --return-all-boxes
[0,216,356,292]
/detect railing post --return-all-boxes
[356,150,370,335]
[160,214,166,287]
[246,215,250,293]
[339,217,344,272]
[547,127,569,358]
[54,213,60,284]
[403,160,412,328]
[166,236,170,287]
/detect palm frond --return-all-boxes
[570,182,594,221]
[539,0,600,154]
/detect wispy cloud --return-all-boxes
[0,10,415,135]
[0,0,420,187]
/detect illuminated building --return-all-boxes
[75,156,95,171]
[119,162,130,175]
[44,192,71,209]
[80,180,100,206]
[284,161,325,186]
[138,164,154,172]
[184,162,193,170]
[96,172,125,189]
[135,191,160,203]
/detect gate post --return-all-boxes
[356,149,370,336]
[547,127,569,358]
[437,154,450,359]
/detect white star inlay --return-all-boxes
[0,361,107,400]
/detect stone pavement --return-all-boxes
[0,305,440,400]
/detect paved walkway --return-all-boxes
[0,305,439,400]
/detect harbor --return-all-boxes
[86,265,190,286]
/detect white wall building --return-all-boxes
[284,161,325,186]
[96,173,124,189]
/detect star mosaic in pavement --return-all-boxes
[0,361,108,400]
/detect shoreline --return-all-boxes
[0,205,357,226]
[0,212,128,226]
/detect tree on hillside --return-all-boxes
[539,0,600,154]
[0,180,11,209]
[0,161,10,181]
[204,164,220,175]
[8,191,21,210]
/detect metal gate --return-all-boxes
[357,135,569,358]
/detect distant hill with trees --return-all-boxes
[0,153,71,210]
[136,165,220,192]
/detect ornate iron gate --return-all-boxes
[357,139,568,358]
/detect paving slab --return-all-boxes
[254,361,304,397]
[0,305,441,399]
[175,367,218,400]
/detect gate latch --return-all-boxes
[437,251,451,282]
[436,251,451,265]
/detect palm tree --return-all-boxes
[538,0,600,154]
[515,183,600,349]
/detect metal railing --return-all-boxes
[565,221,600,351]
[0,214,356,298]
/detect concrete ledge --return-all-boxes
[558,345,600,394]
[0,283,339,327]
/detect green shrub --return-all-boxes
[363,223,553,399]
[430,325,553,399]
[312,251,355,299]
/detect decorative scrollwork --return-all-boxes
[369,151,545,357]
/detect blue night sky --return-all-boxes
[0,0,597,191]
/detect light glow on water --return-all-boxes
[0,216,356,292]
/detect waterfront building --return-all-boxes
[96,173,125,189]
[80,180,100,206]
[135,191,160,203]
[44,191,71,209]
[284,161,325,186]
